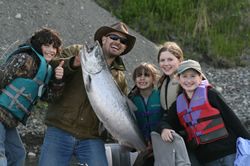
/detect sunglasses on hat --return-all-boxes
[106,34,128,45]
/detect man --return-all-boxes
[39,22,136,166]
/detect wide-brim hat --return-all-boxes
[94,22,136,55]
[177,59,207,80]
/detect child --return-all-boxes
[157,42,202,166]
[159,59,250,166]
[158,42,184,111]
[0,27,63,165]
[129,62,163,166]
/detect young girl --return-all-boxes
[160,59,250,166]
[0,28,63,165]
[156,42,203,166]
[158,41,184,112]
[129,62,163,166]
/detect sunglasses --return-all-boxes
[106,34,128,45]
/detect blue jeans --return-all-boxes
[204,153,236,166]
[0,123,26,166]
[39,126,108,166]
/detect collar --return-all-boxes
[110,56,126,71]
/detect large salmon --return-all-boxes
[79,41,146,151]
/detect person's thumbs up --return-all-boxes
[58,60,64,67]
[55,60,64,80]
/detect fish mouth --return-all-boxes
[80,41,105,74]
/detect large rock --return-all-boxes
[0,0,158,86]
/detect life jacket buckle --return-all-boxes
[38,84,44,97]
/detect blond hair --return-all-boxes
[157,41,184,62]
[157,42,184,87]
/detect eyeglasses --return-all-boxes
[106,34,128,45]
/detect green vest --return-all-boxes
[131,89,163,141]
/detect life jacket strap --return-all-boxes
[8,84,33,102]
[1,86,31,115]
[33,77,44,85]
[186,114,221,126]
[193,127,228,144]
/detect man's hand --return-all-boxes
[73,54,81,67]
[55,60,64,80]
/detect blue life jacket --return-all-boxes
[131,89,163,141]
[0,45,52,124]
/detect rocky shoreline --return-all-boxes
[18,65,250,158]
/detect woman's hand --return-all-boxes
[161,129,175,142]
